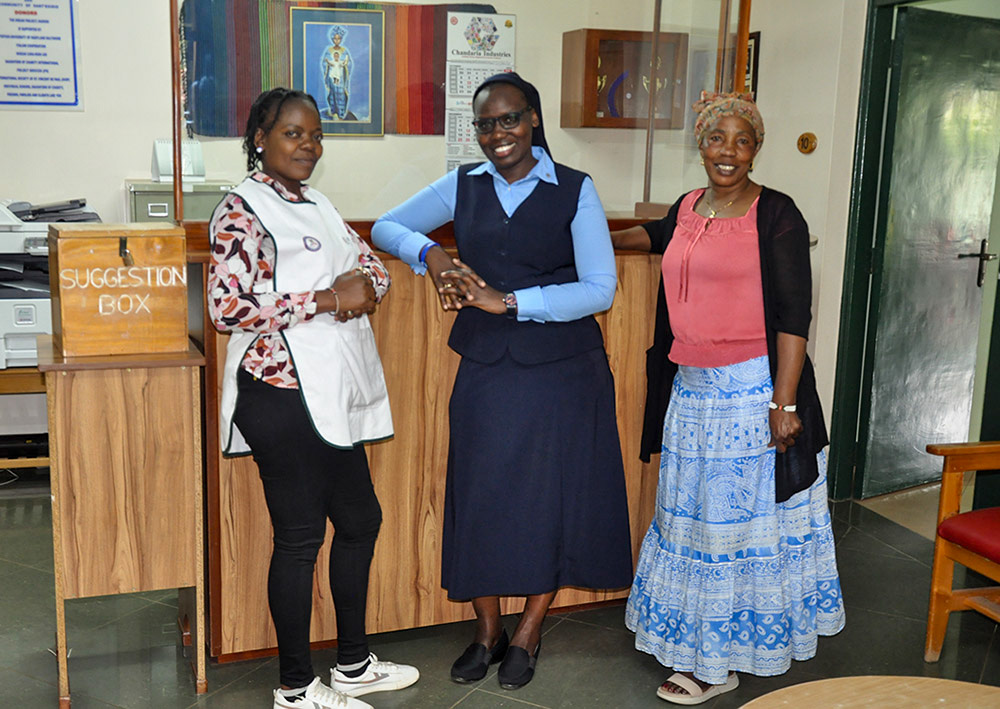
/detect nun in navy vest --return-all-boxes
[372,73,633,690]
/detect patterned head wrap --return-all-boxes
[329,25,348,42]
[693,91,764,149]
[472,71,551,158]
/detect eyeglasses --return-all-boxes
[471,107,533,135]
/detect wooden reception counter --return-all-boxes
[186,218,660,661]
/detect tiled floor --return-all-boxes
[858,478,978,542]
[1,492,997,708]
[858,483,943,541]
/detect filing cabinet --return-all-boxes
[126,180,235,222]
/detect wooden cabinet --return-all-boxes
[561,29,688,129]
[40,343,207,706]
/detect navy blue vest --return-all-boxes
[448,162,606,364]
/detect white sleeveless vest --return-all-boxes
[217,177,393,454]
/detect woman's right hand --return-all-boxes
[425,247,485,311]
[441,258,505,314]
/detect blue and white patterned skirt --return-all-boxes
[625,355,845,684]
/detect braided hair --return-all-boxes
[242,88,320,172]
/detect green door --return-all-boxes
[855,7,1000,497]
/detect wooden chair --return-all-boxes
[924,442,1000,662]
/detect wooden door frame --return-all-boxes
[828,0,913,499]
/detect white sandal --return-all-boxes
[656,672,739,705]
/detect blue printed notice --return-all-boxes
[0,0,81,109]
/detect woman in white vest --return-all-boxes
[208,88,417,709]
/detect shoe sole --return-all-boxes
[656,673,739,705]
[338,675,419,697]
[499,670,534,690]
[451,673,484,684]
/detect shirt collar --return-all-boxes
[251,170,309,202]
[468,146,558,186]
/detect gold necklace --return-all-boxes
[705,191,737,219]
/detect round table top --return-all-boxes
[741,675,1000,708]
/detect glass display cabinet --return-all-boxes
[559,0,752,217]
[642,0,752,216]
[560,29,688,129]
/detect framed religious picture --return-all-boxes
[290,7,385,136]
[745,31,760,98]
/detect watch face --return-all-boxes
[504,292,517,317]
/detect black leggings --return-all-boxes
[233,368,382,688]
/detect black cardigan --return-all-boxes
[639,186,828,502]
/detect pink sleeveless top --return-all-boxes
[662,188,767,367]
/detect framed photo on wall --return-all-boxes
[290,7,385,136]
[745,31,760,98]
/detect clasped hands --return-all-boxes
[425,248,505,315]
[316,268,377,322]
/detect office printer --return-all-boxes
[0,198,100,369]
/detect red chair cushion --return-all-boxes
[938,507,1000,563]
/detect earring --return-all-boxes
[749,160,754,172]
[255,146,263,154]
[700,158,704,166]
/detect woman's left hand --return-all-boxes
[768,409,803,453]
[439,258,505,315]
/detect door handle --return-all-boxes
[957,239,997,287]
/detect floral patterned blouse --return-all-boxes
[208,172,390,389]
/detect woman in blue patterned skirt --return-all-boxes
[612,92,844,705]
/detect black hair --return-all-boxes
[472,72,550,157]
[242,88,320,172]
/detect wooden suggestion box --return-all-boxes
[47,223,189,357]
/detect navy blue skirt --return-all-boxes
[441,347,634,600]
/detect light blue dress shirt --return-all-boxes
[371,147,616,323]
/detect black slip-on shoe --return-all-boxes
[497,639,540,690]
[450,628,509,683]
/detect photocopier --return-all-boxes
[0,199,99,446]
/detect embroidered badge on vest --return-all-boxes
[303,236,322,252]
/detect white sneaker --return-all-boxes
[272,677,373,709]
[331,653,420,697]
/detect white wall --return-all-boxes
[748,0,868,416]
[0,0,871,415]
[0,0,174,222]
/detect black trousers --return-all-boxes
[233,368,382,688]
